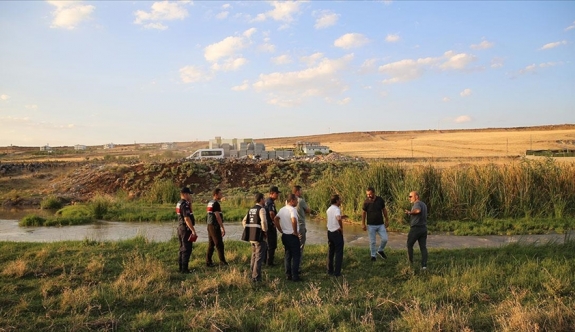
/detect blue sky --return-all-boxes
[1,1,574,147]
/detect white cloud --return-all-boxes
[222,4,231,10]
[243,27,257,38]
[539,61,564,68]
[491,57,504,68]
[442,97,450,102]
[514,61,564,76]
[259,43,276,53]
[385,34,400,42]
[216,11,229,20]
[379,51,476,83]
[272,54,292,65]
[314,10,339,29]
[300,52,323,66]
[440,51,477,70]
[144,23,168,30]
[232,80,250,91]
[565,21,575,31]
[47,1,95,30]
[134,1,189,29]
[470,40,494,50]
[204,28,255,62]
[460,88,472,97]
[454,115,471,123]
[539,40,567,50]
[253,54,354,106]
[379,57,437,83]
[211,57,248,72]
[0,94,9,101]
[252,1,305,23]
[359,58,378,74]
[338,97,351,105]
[334,33,369,49]
[25,104,38,110]
[267,98,301,108]
[179,65,206,83]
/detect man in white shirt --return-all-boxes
[326,194,345,277]
[274,194,302,281]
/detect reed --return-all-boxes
[307,158,575,227]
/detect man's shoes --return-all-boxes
[422,266,427,271]
[371,256,376,262]
[180,269,192,274]
[333,274,341,277]
[219,262,229,266]
[377,251,387,259]
[292,277,303,282]
[286,275,292,280]
[206,262,215,267]
[252,278,261,283]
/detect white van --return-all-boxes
[187,148,225,160]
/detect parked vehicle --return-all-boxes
[187,148,225,160]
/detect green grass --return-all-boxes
[0,238,573,331]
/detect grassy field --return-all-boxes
[1,237,574,331]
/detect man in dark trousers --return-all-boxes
[405,191,428,270]
[242,193,268,282]
[176,187,197,274]
[274,194,301,282]
[206,188,228,267]
[264,186,280,266]
[326,194,346,277]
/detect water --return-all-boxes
[0,218,571,249]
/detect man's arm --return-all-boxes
[383,207,389,228]
[259,208,268,232]
[291,217,299,237]
[362,211,367,231]
[184,216,196,235]
[215,211,225,237]
[273,216,283,234]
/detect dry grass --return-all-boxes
[1,259,28,278]
[261,126,575,162]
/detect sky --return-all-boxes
[1,1,574,147]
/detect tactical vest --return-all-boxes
[176,199,189,227]
[241,205,264,242]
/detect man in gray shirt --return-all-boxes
[293,185,311,272]
[405,191,428,270]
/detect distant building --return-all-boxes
[103,143,115,149]
[40,144,52,152]
[161,142,175,150]
[296,141,330,156]
[74,145,86,151]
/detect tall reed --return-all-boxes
[307,158,575,223]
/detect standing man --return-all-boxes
[176,187,197,274]
[274,194,302,282]
[242,193,268,282]
[206,188,228,267]
[326,194,345,277]
[405,191,428,270]
[264,186,281,266]
[362,186,390,262]
[293,185,311,271]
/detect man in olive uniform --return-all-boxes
[176,187,197,274]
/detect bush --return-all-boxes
[40,196,63,210]
[145,179,179,204]
[56,205,93,218]
[19,214,46,226]
[89,194,114,219]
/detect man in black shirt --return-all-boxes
[362,186,390,261]
[264,186,280,266]
[176,187,197,273]
[206,188,228,267]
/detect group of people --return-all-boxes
[176,185,429,280]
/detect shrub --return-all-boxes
[40,196,63,210]
[145,178,179,204]
[89,194,114,219]
[19,214,46,226]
